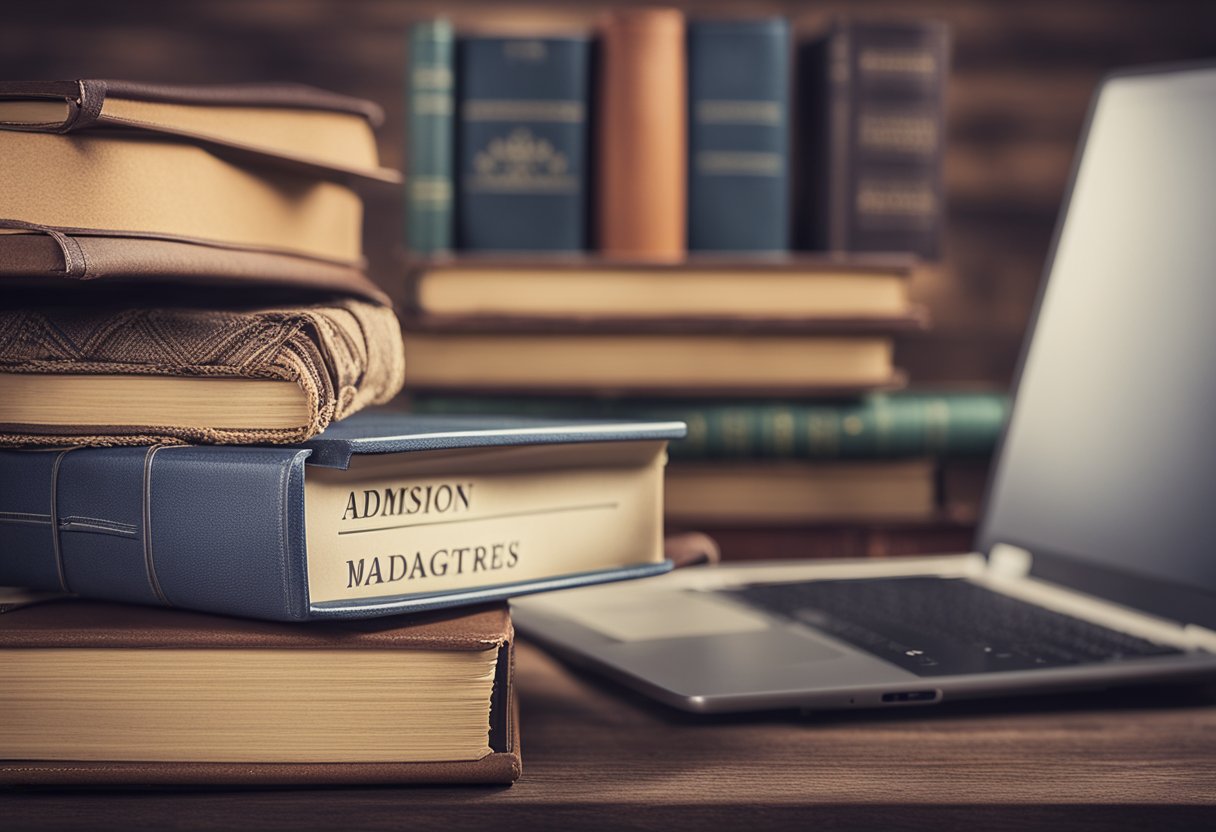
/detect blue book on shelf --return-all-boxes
[406,19,456,254]
[457,36,591,251]
[0,413,684,622]
[687,18,791,252]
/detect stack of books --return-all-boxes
[0,79,685,785]
[410,390,1007,530]
[399,13,951,400]
[399,12,1002,550]
[0,79,406,446]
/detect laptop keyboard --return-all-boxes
[727,577,1183,677]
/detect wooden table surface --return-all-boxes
[4,639,1216,831]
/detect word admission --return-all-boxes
[342,481,473,521]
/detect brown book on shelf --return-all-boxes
[597,9,687,260]
[0,597,520,786]
[400,327,908,396]
[408,255,921,322]
[664,459,938,524]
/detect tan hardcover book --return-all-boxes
[664,459,938,523]
[0,598,521,785]
[598,9,687,260]
[409,256,919,321]
[0,298,405,447]
[0,130,363,264]
[400,330,903,395]
[0,79,400,186]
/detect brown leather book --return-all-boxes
[0,80,401,187]
[0,297,405,447]
[597,9,687,260]
[0,597,521,786]
[1,129,364,265]
[0,229,390,305]
[0,80,404,269]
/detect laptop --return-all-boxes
[511,63,1216,713]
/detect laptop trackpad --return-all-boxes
[554,591,773,642]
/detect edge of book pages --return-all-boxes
[0,598,522,785]
[396,372,910,399]
[405,253,920,276]
[0,703,521,786]
[402,310,929,334]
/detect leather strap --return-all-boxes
[48,448,77,592]
[0,218,87,277]
[141,445,172,607]
[61,79,107,132]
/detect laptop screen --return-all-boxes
[977,65,1216,628]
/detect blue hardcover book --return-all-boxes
[0,413,684,622]
[457,36,590,251]
[687,19,790,252]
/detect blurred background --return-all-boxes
[6,0,1215,385]
[5,0,1214,559]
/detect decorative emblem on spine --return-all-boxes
[465,128,577,194]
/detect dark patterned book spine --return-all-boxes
[457,36,590,251]
[799,21,949,258]
[687,19,790,252]
[407,20,456,255]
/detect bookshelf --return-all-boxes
[4,0,1212,557]
[6,0,1211,389]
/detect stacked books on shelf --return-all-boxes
[0,79,686,785]
[404,256,924,395]
[404,13,949,259]
[401,12,1002,554]
[0,79,407,445]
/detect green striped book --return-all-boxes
[407,392,1008,460]
[406,19,455,254]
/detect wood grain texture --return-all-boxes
[2,640,1214,829]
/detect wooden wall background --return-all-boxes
[3,0,1214,389]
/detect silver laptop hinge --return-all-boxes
[982,544,1216,651]
[987,543,1032,577]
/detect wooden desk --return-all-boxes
[3,640,1215,830]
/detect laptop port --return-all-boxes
[881,690,939,703]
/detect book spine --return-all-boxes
[687,19,790,252]
[0,446,312,621]
[457,36,590,251]
[407,393,1007,459]
[794,35,834,251]
[817,21,950,258]
[670,395,1005,459]
[598,9,687,260]
[407,20,456,255]
[836,21,948,256]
